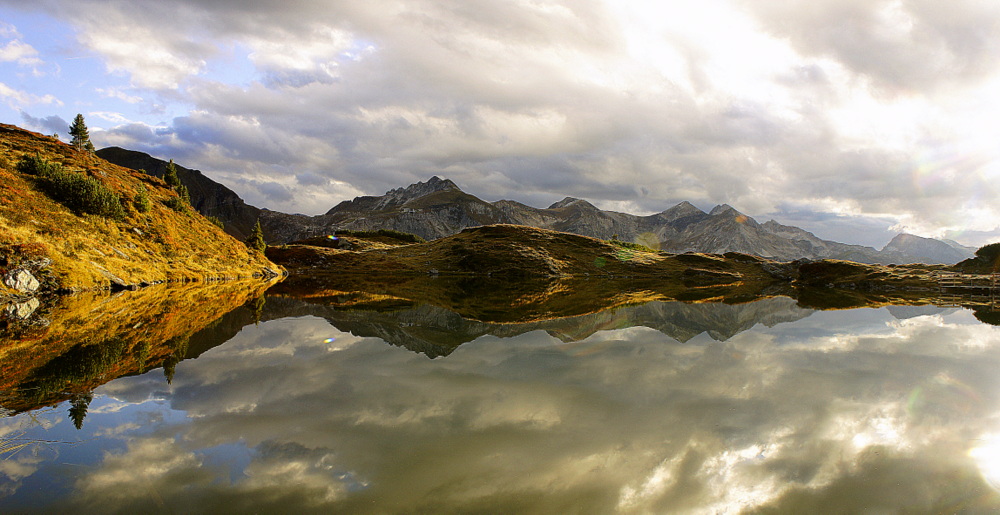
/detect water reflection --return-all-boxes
[2,286,1000,512]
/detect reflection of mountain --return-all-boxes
[260,295,815,357]
[885,305,961,320]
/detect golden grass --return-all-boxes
[0,124,280,294]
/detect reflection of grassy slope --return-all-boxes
[0,124,278,295]
[272,272,786,324]
[0,280,274,412]
[270,224,783,278]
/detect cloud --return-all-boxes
[5,0,1000,243]
[0,38,41,67]
[741,0,1000,94]
[53,307,1000,513]
[19,111,67,136]
[0,83,61,108]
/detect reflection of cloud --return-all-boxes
[55,308,1000,512]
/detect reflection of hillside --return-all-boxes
[0,281,274,414]
[261,294,814,357]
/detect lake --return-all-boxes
[2,285,1000,513]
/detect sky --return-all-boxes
[2,0,1000,248]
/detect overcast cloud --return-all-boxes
[3,0,1000,246]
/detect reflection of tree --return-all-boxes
[161,335,190,385]
[249,296,266,325]
[136,341,150,373]
[68,392,93,430]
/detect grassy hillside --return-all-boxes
[0,124,279,298]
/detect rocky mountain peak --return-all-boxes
[548,197,597,210]
[388,176,459,198]
[709,204,740,216]
[658,201,705,219]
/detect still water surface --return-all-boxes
[3,296,1000,513]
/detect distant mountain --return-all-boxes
[880,233,975,264]
[95,149,975,265]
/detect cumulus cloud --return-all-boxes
[4,0,1000,243]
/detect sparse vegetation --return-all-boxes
[16,155,125,221]
[207,216,225,229]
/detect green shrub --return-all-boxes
[133,185,151,213]
[163,196,188,212]
[17,155,125,221]
[206,215,225,229]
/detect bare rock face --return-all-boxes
[4,269,40,293]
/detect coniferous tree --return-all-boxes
[162,159,191,209]
[68,392,94,430]
[68,114,95,153]
[163,159,181,188]
[246,219,266,252]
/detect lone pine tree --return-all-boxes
[68,114,96,153]
[246,219,266,252]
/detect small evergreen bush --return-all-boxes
[133,185,151,213]
[163,196,187,212]
[206,216,225,229]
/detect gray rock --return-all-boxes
[4,269,40,293]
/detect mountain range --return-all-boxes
[97,147,976,264]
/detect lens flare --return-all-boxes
[971,433,1000,491]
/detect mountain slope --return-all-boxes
[95,147,262,240]
[0,124,278,299]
